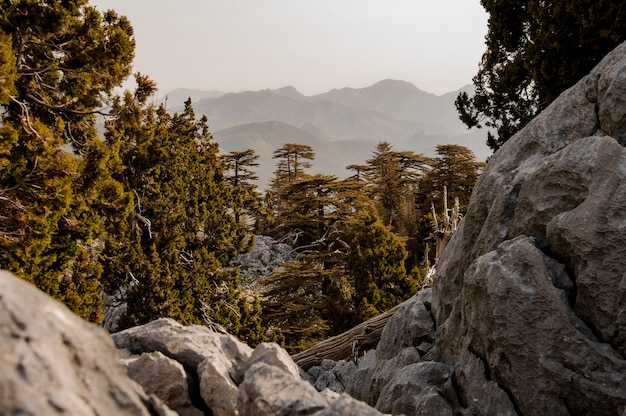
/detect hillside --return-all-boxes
[176,79,494,188]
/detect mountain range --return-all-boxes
[164,79,491,189]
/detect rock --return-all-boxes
[332,360,358,390]
[346,350,378,403]
[456,236,626,415]
[316,393,387,416]
[237,362,328,416]
[315,370,342,392]
[349,346,421,406]
[231,235,295,289]
[124,351,202,416]
[247,342,301,378]
[112,317,253,374]
[425,41,626,415]
[0,270,175,416]
[376,288,435,361]
[113,318,252,416]
[345,290,436,406]
[375,361,456,416]
[113,319,384,415]
[344,41,626,416]
[197,354,239,416]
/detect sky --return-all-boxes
[90,0,489,96]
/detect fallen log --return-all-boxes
[291,303,403,370]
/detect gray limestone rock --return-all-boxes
[0,270,175,416]
[112,317,253,375]
[237,362,328,416]
[124,351,202,416]
[376,288,435,361]
[247,342,301,379]
[345,290,436,407]
[113,318,252,416]
[427,41,626,416]
[375,361,455,416]
[346,41,626,416]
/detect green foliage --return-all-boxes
[1,0,134,147]
[261,170,421,350]
[103,89,256,334]
[347,214,417,322]
[457,0,626,150]
[223,149,268,227]
[0,1,134,321]
[364,142,429,234]
[420,145,485,214]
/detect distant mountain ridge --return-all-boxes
[164,80,491,189]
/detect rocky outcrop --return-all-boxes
[112,318,383,416]
[346,41,626,415]
[0,270,175,415]
[431,41,626,415]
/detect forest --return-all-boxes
[1,0,624,352]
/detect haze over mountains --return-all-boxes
[165,79,491,189]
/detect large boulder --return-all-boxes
[350,41,626,415]
[430,41,626,416]
[0,270,175,415]
[346,288,436,406]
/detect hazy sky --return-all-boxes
[90,1,488,96]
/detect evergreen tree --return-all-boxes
[414,145,484,272]
[347,214,417,322]
[260,172,417,350]
[0,1,134,321]
[223,149,266,227]
[103,88,259,340]
[364,142,429,234]
[421,145,484,213]
[272,143,315,183]
[456,0,626,150]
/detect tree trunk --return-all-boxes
[291,303,402,370]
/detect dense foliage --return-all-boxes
[457,0,626,149]
[0,1,266,343]
[0,0,134,321]
[1,1,485,352]
[261,142,481,351]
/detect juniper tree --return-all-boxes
[0,1,134,321]
[103,87,262,341]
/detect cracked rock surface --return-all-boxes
[0,270,176,416]
[431,41,626,416]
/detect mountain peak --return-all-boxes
[372,79,419,90]
[269,86,305,99]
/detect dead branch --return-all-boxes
[291,302,403,370]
